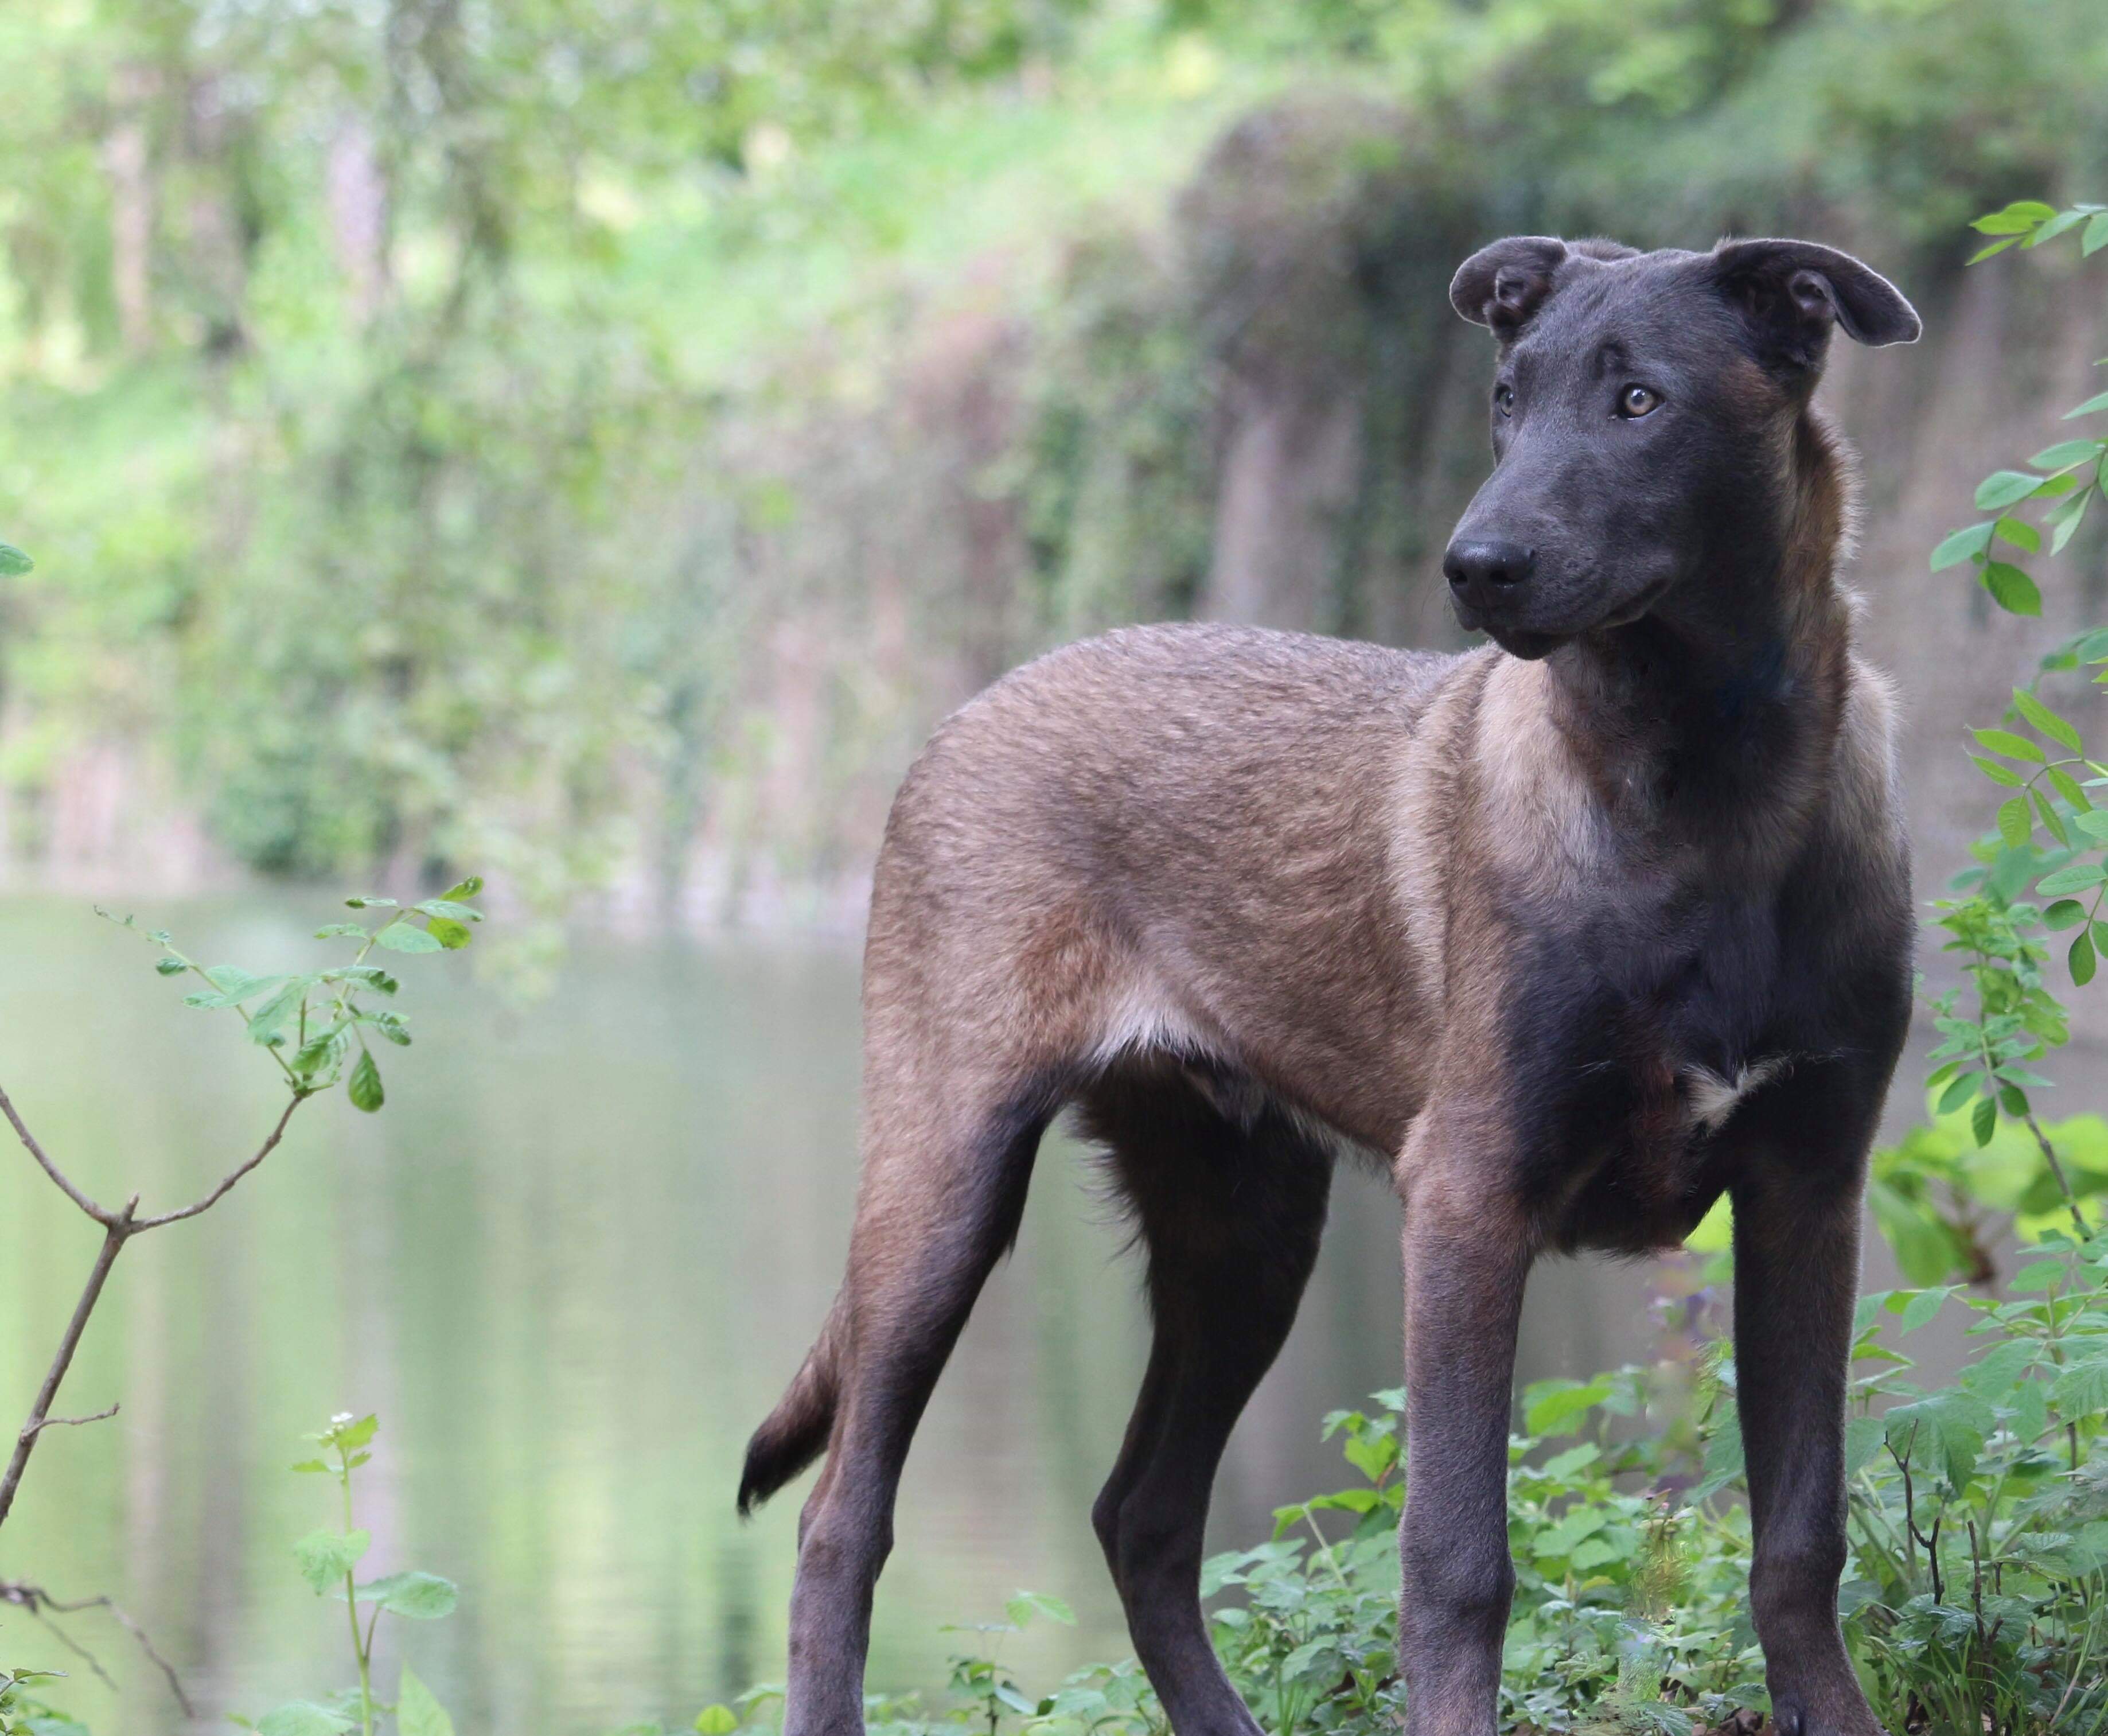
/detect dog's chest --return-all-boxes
[1505,885,1793,1245]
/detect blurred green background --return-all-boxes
[2,0,2107,1730]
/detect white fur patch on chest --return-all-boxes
[1682,1056,1788,1132]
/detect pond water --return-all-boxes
[1,895,1912,1734]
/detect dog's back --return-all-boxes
[864,622,1463,1146]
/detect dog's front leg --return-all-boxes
[1731,1124,1888,1736]
[1396,1125,1532,1736]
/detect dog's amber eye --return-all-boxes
[1618,384,1661,418]
[1494,384,1515,417]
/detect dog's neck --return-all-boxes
[1543,408,1854,853]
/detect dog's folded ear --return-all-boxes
[1712,239,1921,374]
[1450,237,1568,341]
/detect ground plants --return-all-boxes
[231,1414,463,1736]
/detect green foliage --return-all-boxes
[100,874,481,1110]
[239,1414,462,1736]
[0,1668,80,1736]
[3,0,2106,913]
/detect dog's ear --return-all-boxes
[1712,239,1921,374]
[1450,237,1568,341]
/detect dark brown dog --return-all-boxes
[741,234,1921,1736]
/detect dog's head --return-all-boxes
[1441,235,1919,659]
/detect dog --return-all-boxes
[740,233,1921,1736]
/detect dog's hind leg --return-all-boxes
[777,1069,1059,1736]
[1080,1066,1333,1736]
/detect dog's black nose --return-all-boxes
[1443,538,1536,594]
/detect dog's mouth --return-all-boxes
[1458,566,1682,659]
[1484,625,1568,660]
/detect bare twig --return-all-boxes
[2020,1108,2093,1240]
[18,1596,118,1692]
[0,1581,194,1716]
[0,1083,113,1225]
[133,1092,305,1230]
[0,1209,134,1531]
[21,1405,118,1438]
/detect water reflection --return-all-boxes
[1,898,1729,1733]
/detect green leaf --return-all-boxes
[182,967,286,1009]
[1997,797,2031,847]
[426,917,472,949]
[1993,515,2041,555]
[373,921,443,954]
[0,542,33,576]
[1970,754,2025,787]
[1930,521,1996,571]
[1976,472,2045,511]
[291,1027,347,1079]
[1972,200,2056,235]
[255,1704,354,1736]
[2036,789,2069,845]
[344,896,398,908]
[2027,207,2094,247]
[396,1668,456,1736]
[694,1709,739,1736]
[1936,1070,1980,1111]
[348,1049,384,1113]
[1966,235,2022,264]
[2031,438,2103,472]
[352,1570,458,1620]
[2044,898,2088,931]
[1003,1590,1075,1628]
[248,981,307,1046]
[2049,1356,2108,1418]
[2052,488,2093,554]
[2086,212,2108,256]
[290,1458,330,1474]
[313,924,368,940]
[2010,1259,2066,1293]
[439,875,485,900]
[2013,688,2082,752]
[293,1529,369,1594]
[1884,1389,1994,1488]
[2066,391,2108,420]
[414,900,483,923]
[1899,1287,1949,1333]
[1689,1402,1745,1503]
[1522,1376,1612,1437]
[154,955,187,975]
[1982,562,2043,616]
[2033,861,2105,895]
[2073,931,2098,987]
[2048,762,2092,809]
[1972,727,2043,761]
[1971,1096,1997,1147]
[1844,1415,1885,1479]
[333,1414,378,1449]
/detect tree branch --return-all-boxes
[0,1209,133,1531]
[0,1580,194,1717]
[133,1092,305,1230]
[0,1083,114,1225]
[21,1404,118,1438]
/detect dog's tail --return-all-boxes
[738,1291,847,1516]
